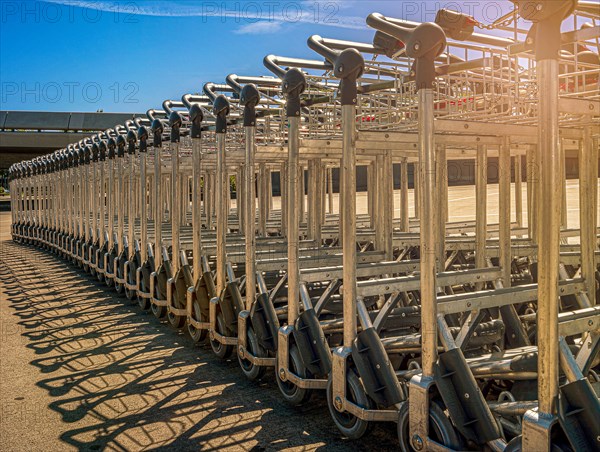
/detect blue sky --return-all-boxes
[1,0,523,113]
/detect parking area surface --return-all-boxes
[0,211,398,451]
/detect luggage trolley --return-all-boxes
[362,7,600,450]
[122,121,144,300]
[312,13,517,445]
[260,52,407,404]
[146,107,180,320]
[114,123,136,293]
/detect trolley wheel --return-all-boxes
[326,368,373,439]
[114,264,124,294]
[124,269,137,301]
[210,313,233,359]
[168,311,186,329]
[124,286,136,301]
[96,270,104,283]
[238,326,267,381]
[187,299,208,343]
[276,344,313,406]
[137,283,150,310]
[151,301,167,319]
[397,400,462,451]
[504,436,573,452]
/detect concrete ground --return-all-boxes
[0,180,595,451]
[0,211,399,451]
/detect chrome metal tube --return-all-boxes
[580,127,595,305]
[117,158,124,252]
[99,162,105,246]
[327,167,333,214]
[287,116,300,325]
[536,58,561,415]
[216,134,227,294]
[401,158,409,232]
[108,159,114,247]
[140,152,147,262]
[514,155,523,228]
[154,146,162,266]
[342,104,357,347]
[419,88,437,377]
[192,139,202,280]
[245,126,256,309]
[476,145,487,271]
[499,138,511,287]
[171,142,180,273]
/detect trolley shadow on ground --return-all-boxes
[0,239,398,451]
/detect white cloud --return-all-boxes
[234,21,283,35]
[42,0,367,34]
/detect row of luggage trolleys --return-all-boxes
[8,3,600,450]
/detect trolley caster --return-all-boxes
[504,435,573,452]
[124,286,136,301]
[137,266,152,310]
[397,400,462,452]
[168,311,186,329]
[187,297,208,343]
[124,268,137,301]
[238,326,267,381]
[210,313,233,359]
[326,369,373,439]
[151,302,167,319]
[276,344,313,406]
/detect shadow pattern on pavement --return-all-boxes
[0,239,397,451]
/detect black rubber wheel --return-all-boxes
[504,436,573,452]
[151,301,167,319]
[397,400,462,451]
[124,264,137,301]
[151,274,167,319]
[326,369,373,439]
[276,344,313,406]
[105,260,115,288]
[210,313,233,359]
[168,311,186,329]
[238,326,267,381]
[187,297,208,343]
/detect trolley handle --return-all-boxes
[203,82,236,103]
[240,83,260,127]
[511,0,577,60]
[137,126,148,153]
[263,54,331,79]
[307,35,364,105]
[106,137,117,160]
[281,68,306,117]
[116,135,126,158]
[213,94,231,134]
[150,118,165,148]
[225,74,280,95]
[181,94,211,109]
[146,109,167,122]
[162,100,186,115]
[123,119,136,132]
[187,103,203,139]
[367,13,446,89]
[169,111,183,143]
[126,129,137,155]
[133,117,150,128]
